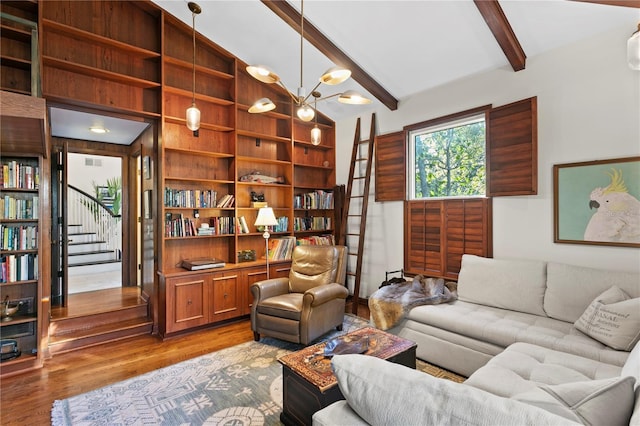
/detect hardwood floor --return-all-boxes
[1,302,370,426]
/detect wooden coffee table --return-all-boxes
[278,326,416,426]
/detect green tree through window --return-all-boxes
[411,117,485,198]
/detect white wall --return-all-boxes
[335,25,640,298]
[68,153,122,196]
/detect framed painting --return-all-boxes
[554,156,640,247]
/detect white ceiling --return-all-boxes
[50,0,639,144]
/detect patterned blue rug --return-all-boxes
[51,315,369,426]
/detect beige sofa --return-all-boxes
[313,255,640,425]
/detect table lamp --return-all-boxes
[254,207,278,279]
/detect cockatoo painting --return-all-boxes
[584,169,640,243]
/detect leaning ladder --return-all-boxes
[338,113,376,315]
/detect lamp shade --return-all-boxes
[311,125,321,145]
[338,90,372,105]
[628,25,640,70]
[254,207,278,227]
[247,65,281,84]
[249,98,276,113]
[297,105,315,122]
[186,103,201,131]
[320,67,351,85]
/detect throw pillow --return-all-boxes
[513,376,636,426]
[330,354,579,425]
[574,286,640,351]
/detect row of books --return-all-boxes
[1,225,38,251]
[293,190,334,210]
[293,216,332,232]
[0,253,38,283]
[266,236,297,261]
[164,214,197,237]
[164,188,217,208]
[296,234,336,245]
[1,161,39,190]
[1,196,39,220]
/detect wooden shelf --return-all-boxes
[294,140,333,150]
[164,115,234,132]
[164,176,235,185]
[236,156,291,166]
[0,23,32,42]
[236,103,291,120]
[237,130,291,144]
[164,147,234,159]
[0,279,38,287]
[0,55,31,70]
[294,163,333,170]
[164,56,234,80]
[42,19,161,58]
[237,181,291,189]
[163,86,234,106]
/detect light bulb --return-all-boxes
[311,125,321,145]
[297,105,315,122]
[186,103,201,131]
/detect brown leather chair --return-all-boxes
[250,245,348,345]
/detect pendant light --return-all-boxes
[186,2,202,135]
[310,91,321,145]
[628,23,640,70]
[247,0,370,120]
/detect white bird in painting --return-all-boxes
[584,169,640,243]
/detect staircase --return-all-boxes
[67,223,121,279]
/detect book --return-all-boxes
[181,257,226,271]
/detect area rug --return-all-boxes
[51,315,463,425]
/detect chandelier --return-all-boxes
[247,0,371,131]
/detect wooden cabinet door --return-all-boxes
[166,274,209,333]
[210,272,241,322]
[270,262,291,279]
[243,267,268,315]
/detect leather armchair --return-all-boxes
[250,245,348,345]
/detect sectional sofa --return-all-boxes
[313,255,640,425]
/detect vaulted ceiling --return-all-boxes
[152,0,639,122]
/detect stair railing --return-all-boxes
[68,185,122,255]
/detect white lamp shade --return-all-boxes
[338,90,372,105]
[628,29,640,70]
[249,98,276,113]
[320,67,351,85]
[247,65,281,84]
[254,207,278,227]
[186,103,201,131]
[297,105,315,122]
[311,125,321,145]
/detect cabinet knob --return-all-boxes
[187,299,192,305]
[224,293,228,298]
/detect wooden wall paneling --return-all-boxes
[375,130,406,202]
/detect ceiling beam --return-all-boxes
[473,0,527,72]
[260,0,398,111]
[571,0,640,7]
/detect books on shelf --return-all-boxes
[296,234,336,246]
[0,253,38,282]
[266,236,296,261]
[181,257,226,271]
[1,161,40,190]
[238,216,250,234]
[164,187,217,208]
[294,190,334,210]
[216,194,235,208]
[293,216,331,231]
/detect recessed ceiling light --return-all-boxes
[89,126,109,134]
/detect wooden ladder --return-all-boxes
[338,113,376,314]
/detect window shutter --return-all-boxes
[487,96,537,196]
[375,130,406,201]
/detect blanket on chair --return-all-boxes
[369,275,457,330]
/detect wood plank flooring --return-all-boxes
[1,302,370,426]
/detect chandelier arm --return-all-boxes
[315,93,341,103]
[276,81,299,104]
[301,81,323,105]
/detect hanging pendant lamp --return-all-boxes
[186,2,202,135]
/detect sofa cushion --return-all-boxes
[331,354,579,426]
[465,342,623,398]
[621,342,640,426]
[574,286,640,351]
[512,376,636,426]
[407,301,628,366]
[544,262,640,323]
[457,255,547,316]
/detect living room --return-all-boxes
[1,0,639,425]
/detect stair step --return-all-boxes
[69,258,122,267]
[48,317,153,355]
[69,251,118,264]
[51,303,148,332]
[68,242,109,254]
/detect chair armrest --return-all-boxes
[304,283,349,307]
[250,278,289,303]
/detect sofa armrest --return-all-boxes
[250,278,289,303]
[304,283,349,307]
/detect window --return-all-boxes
[408,114,486,199]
